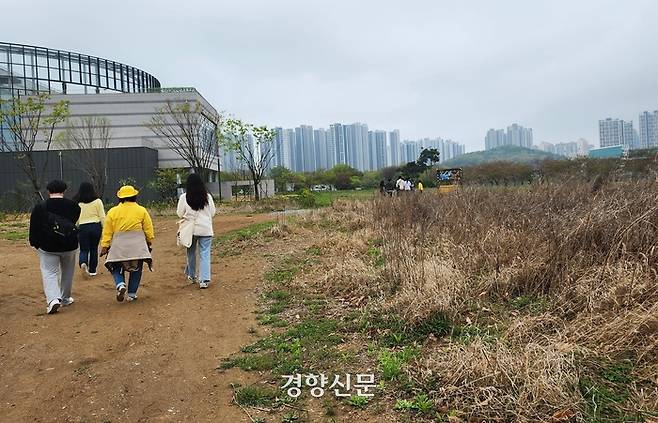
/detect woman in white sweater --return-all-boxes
[177,173,216,289]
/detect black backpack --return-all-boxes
[45,210,78,239]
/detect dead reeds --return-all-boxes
[313,181,658,421]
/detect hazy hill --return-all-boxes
[441,145,564,167]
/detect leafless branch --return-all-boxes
[59,116,112,196]
[147,100,221,180]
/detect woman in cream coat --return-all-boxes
[177,173,216,289]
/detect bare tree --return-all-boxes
[59,116,112,197]
[221,118,276,201]
[0,93,69,201]
[147,100,220,180]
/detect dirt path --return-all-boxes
[0,213,273,422]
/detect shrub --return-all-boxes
[296,189,316,208]
[149,168,180,200]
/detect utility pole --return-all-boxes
[217,142,222,202]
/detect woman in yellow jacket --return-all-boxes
[100,186,154,302]
[74,182,105,277]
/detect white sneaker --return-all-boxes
[81,263,90,277]
[199,281,209,289]
[89,272,97,277]
[116,284,126,302]
[187,275,196,284]
[127,294,137,302]
[47,299,61,314]
[61,297,74,306]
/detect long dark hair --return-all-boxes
[73,182,98,204]
[185,173,209,211]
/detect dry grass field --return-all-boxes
[220,181,658,422]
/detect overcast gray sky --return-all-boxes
[4,0,658,151]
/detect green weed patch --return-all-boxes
[215,220,277,256]
[234,385,279,407]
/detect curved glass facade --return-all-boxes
[0,42,160,97]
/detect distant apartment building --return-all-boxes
[388,129,401,166]
[302,125,316,172]
[272,127,291,170]
[553,142,580,158]
[639,111,658,149]
[484,124,533,150]
[485,128,507,150]
[445,139,466,161]
[599,118,634,149]
[401,141,420,164]
[577,138,595,156]
[343,122,370,171]
[536,141,554,153]
[343,124,357,170]
[329,123,346,166]
[634,129,640,150]
[290,127,302,171]
[360,124,371,171]
[507,124,533,148]
[400,138,465,164]
[313,128,328,170]
[372,130,388,170]
[283,129,296,169]
[536,139,593,158]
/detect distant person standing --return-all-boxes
[396,176,405,193]
[101,186,154,302]
[379,180,386,195]
[29,180,81,314]
[417,180,424,193]
[404,179,412,192]
[385,178,395,196]
[74,182,105,277]
[177,173,216,289]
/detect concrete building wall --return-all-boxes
[0,147,159,210]
[43,90,221,173]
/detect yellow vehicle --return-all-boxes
[436,168,463,194]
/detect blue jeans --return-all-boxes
[185,236,212,282]
[78,222,102,273]
[110,262,143,295]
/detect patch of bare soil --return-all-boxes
[0,213,273,422]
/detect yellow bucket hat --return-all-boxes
[117,185,139,199]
